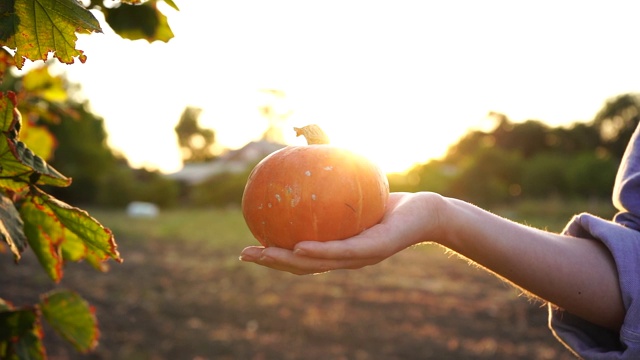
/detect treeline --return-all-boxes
[188,93,640,208]
[389,95,640,207]
[41,100,180,208]
[38,93,640,209]
[0,66,179,208]
[4,64,639,209]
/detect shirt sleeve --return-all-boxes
[549,123,640,359]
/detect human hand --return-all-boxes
[239,192,444,274]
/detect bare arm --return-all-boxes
[240,192,625,330]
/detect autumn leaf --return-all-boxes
[19,187,121,282]
[0,48,15,84]
[22,66,69,103]
[162,0,179,11]
[40,290,99,353]
[0,301,46,360]
[0,193,27,261]
[120,0,180,11]
[0,91,70,192]
[18,122,57,161]
[1,0,102,69]
[104,1,174,42]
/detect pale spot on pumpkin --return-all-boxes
[324,166,333,171]
[275,194,281,202]
[311,194,317,201]
[291,196,300,207]
[257,204,263,210]
[305,170,311,176]
[268,203,272,208]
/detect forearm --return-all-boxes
[436,196,625,330]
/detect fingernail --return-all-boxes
[293,248,306,256]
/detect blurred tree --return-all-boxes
[449,147,523,205]
[491,114,552,158]
[1,63,119,204]
[395,109,623,205]
[96,166,179,208]
[391,160,457,195]
[547,122,601,154]
[592,93,640,158]
[445,128,492,163]
[1,63,180,208]
[520,153,572,197]
[564,152,618,198]
[190,167,255,207]
[175,106,216,163]
[44,101,121,205]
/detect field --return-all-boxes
[1,199,616,359]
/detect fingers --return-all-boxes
[238,208,408,274]
[292,229,392,260]
[239,245,381,275]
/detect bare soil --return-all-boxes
[1,235,576,360]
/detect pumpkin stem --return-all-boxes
[294,124,330,145]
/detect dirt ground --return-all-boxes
[1,235,577,360]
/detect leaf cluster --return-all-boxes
[0,0,178,69]
[1,290,98,358]
[0,87,122,357]
[0,1,183,358]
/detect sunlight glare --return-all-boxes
[57,1,640,175]
[287,114,469,175]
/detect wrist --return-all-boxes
[409,191,450,247]
[430,195,473,251]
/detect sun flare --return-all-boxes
[286,120,460,175]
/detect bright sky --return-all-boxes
[57,1,640,174]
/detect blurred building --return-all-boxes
[166,140,285,186]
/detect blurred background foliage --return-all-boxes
[390,102,637,208]
[2,64,638,210]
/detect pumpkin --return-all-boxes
[241,124,389,249]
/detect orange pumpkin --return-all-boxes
[241,125,389,249]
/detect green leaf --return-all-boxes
[42,189,121,261]
[0,304,45,360]
[104,1,174,42]
[0,48,16,84]
[0,298,10,311]
[0,306,36,340]
[0,91,71,191]
[1,0,102,69]
[162,0,179,11]
[19,188,122,282]
[119,0,180,11]
[60,227,109,272]
[11,328,45,360]
[22,65,69,103]
[19,122,56,162]
[20,191,64,282]
[40,289,98,353]
[0,192,27,261]
[0,90,21,134]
